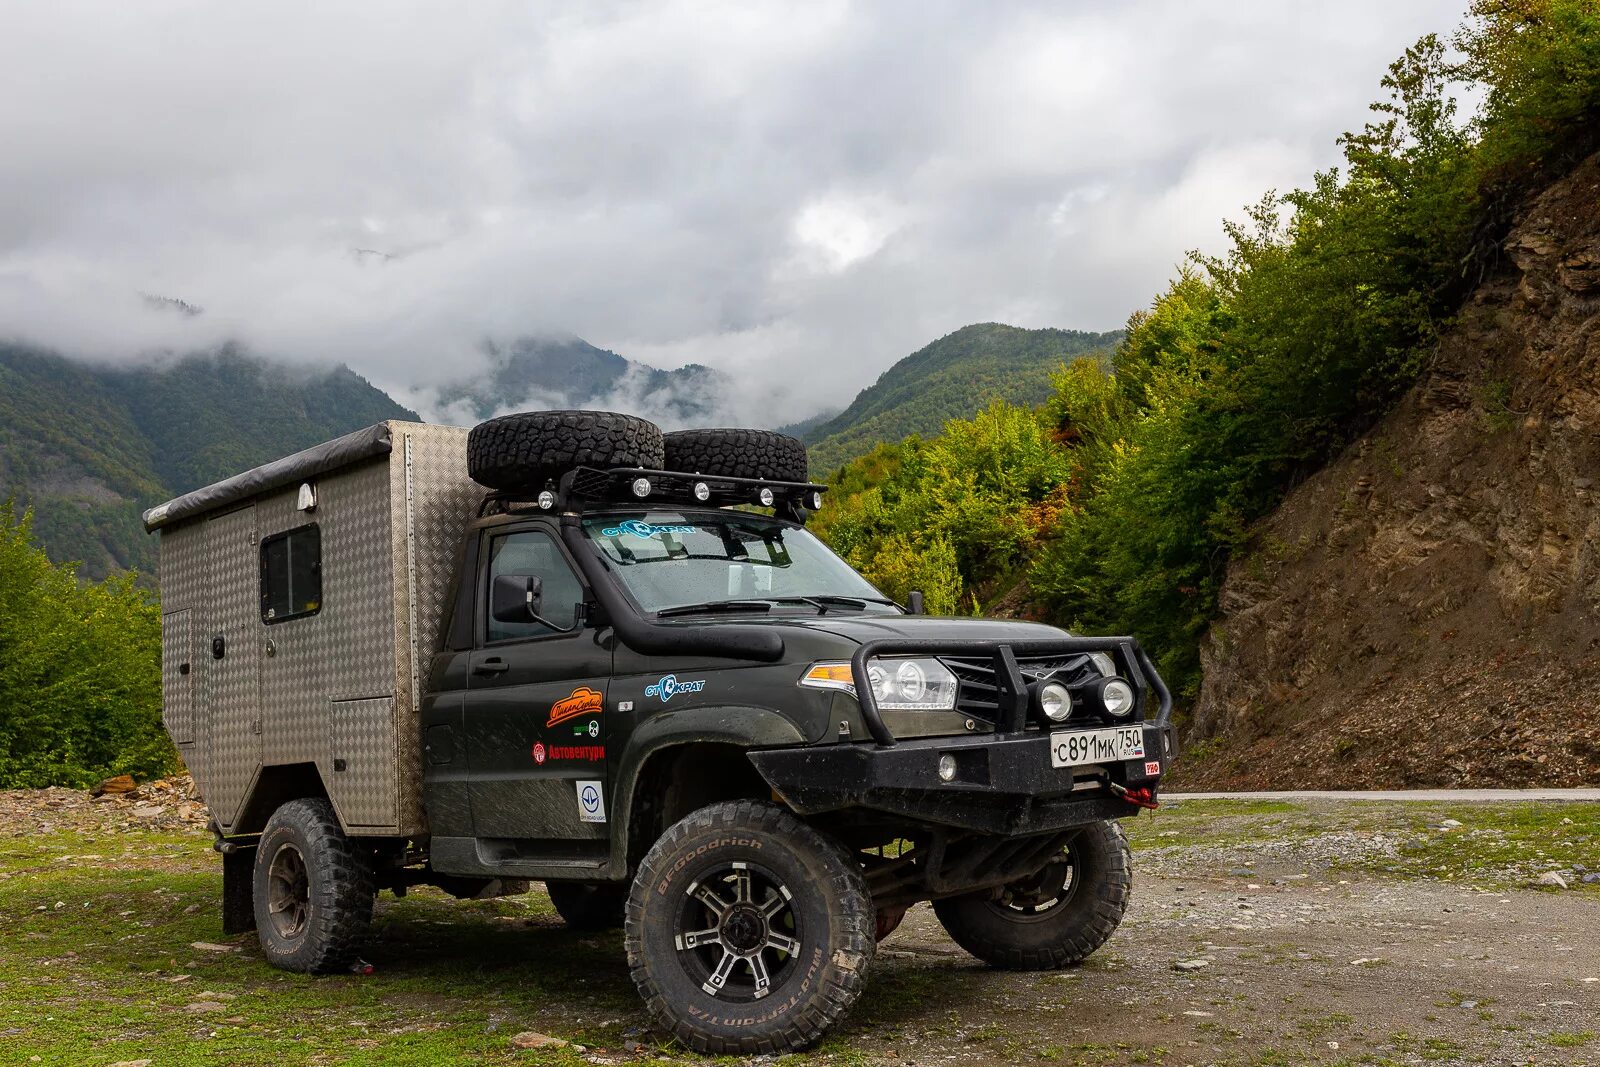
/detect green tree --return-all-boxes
[0,505,173,787]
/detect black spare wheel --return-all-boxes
[662,428,809,483]
[545,879,627,931]
[625,800,873,1054]
[467,409,665,493]
[252,798,374,973]
[932,819,1131,970]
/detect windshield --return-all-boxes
[580,511,895,614]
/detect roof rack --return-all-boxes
[479,465,828,524]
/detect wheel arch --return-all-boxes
[613,705,809,874]
[232,762,332,837]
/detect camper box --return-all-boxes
[144,421,482,837]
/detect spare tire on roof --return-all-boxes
[467,410,664,493]
[663,428,809,483]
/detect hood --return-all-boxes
[660,612,1072,646]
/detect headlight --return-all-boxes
[1088,652,1116,677]
[800,657,958,711]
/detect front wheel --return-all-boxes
[932,820,1131,970]
[625,800,874,1055]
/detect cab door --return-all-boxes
[462,522,613,842]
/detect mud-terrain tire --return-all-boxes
[625,800,874,1054]
[467,409,664,492]
[546,880,627,931]
[663,428,808,483]
[252,798,374,973]
[932,820,1130,970]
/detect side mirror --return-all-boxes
[491,574,543,623]
[907,590,925,615]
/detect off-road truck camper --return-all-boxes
[146,409,1176,1054]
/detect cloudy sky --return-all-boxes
[0,0,1468,424]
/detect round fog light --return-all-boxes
[631,477,651,498]
[811,491,823,510]
[1099,678,1136,718]
[536,490,556,510]
[937,754,958,782]
[758,487,775,506]
[693,481,711,502]
[1037,681,1072,722]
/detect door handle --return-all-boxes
[473,657,509,676]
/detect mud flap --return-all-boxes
[222,846,257,934]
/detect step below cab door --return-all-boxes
[462,522,613,843]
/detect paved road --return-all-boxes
[1165,788,1600,801]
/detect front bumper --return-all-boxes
[748,721,1178,836]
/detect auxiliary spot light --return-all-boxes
[758,487,775,506]
[631,477,652,498]
[693,481,711,502]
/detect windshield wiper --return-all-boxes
[656,599,777,618]
[769,594,896,614]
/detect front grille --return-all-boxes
[942,653,1107,726]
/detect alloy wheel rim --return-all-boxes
[673,860,802,1002]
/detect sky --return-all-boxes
[0,0,1470,425]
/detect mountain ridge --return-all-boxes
[804,323,1121,476]
[0,343,415,577]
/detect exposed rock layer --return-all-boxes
[1182,152,1600,788]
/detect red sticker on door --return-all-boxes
[548,686,604,728]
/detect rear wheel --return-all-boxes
[546,880,627,931]
[625,800,873,1054]
[932,820,1130,970]
[252,798,374,973]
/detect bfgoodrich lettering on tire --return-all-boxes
[932,819,1131,970]
[625,800,873,1054]
[252,798,374,974]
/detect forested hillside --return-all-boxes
[804,324,1120,476]
[816,0,1600,728]
[0,344,415,577]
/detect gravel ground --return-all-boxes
[2,789,1596,1066]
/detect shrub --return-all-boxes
[0,504,174,787]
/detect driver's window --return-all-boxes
[485,530,583,643]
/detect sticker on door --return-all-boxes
[577,780,607,823]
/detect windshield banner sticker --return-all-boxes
[645,674,706,703]
[601,519,699,539]
[548,686,604,727]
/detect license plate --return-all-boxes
[1049,726,1146,768]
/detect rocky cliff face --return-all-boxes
[1181,152,1600,789]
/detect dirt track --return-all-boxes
[869,851,1599,1066]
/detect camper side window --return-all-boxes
[260,524,322,623]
